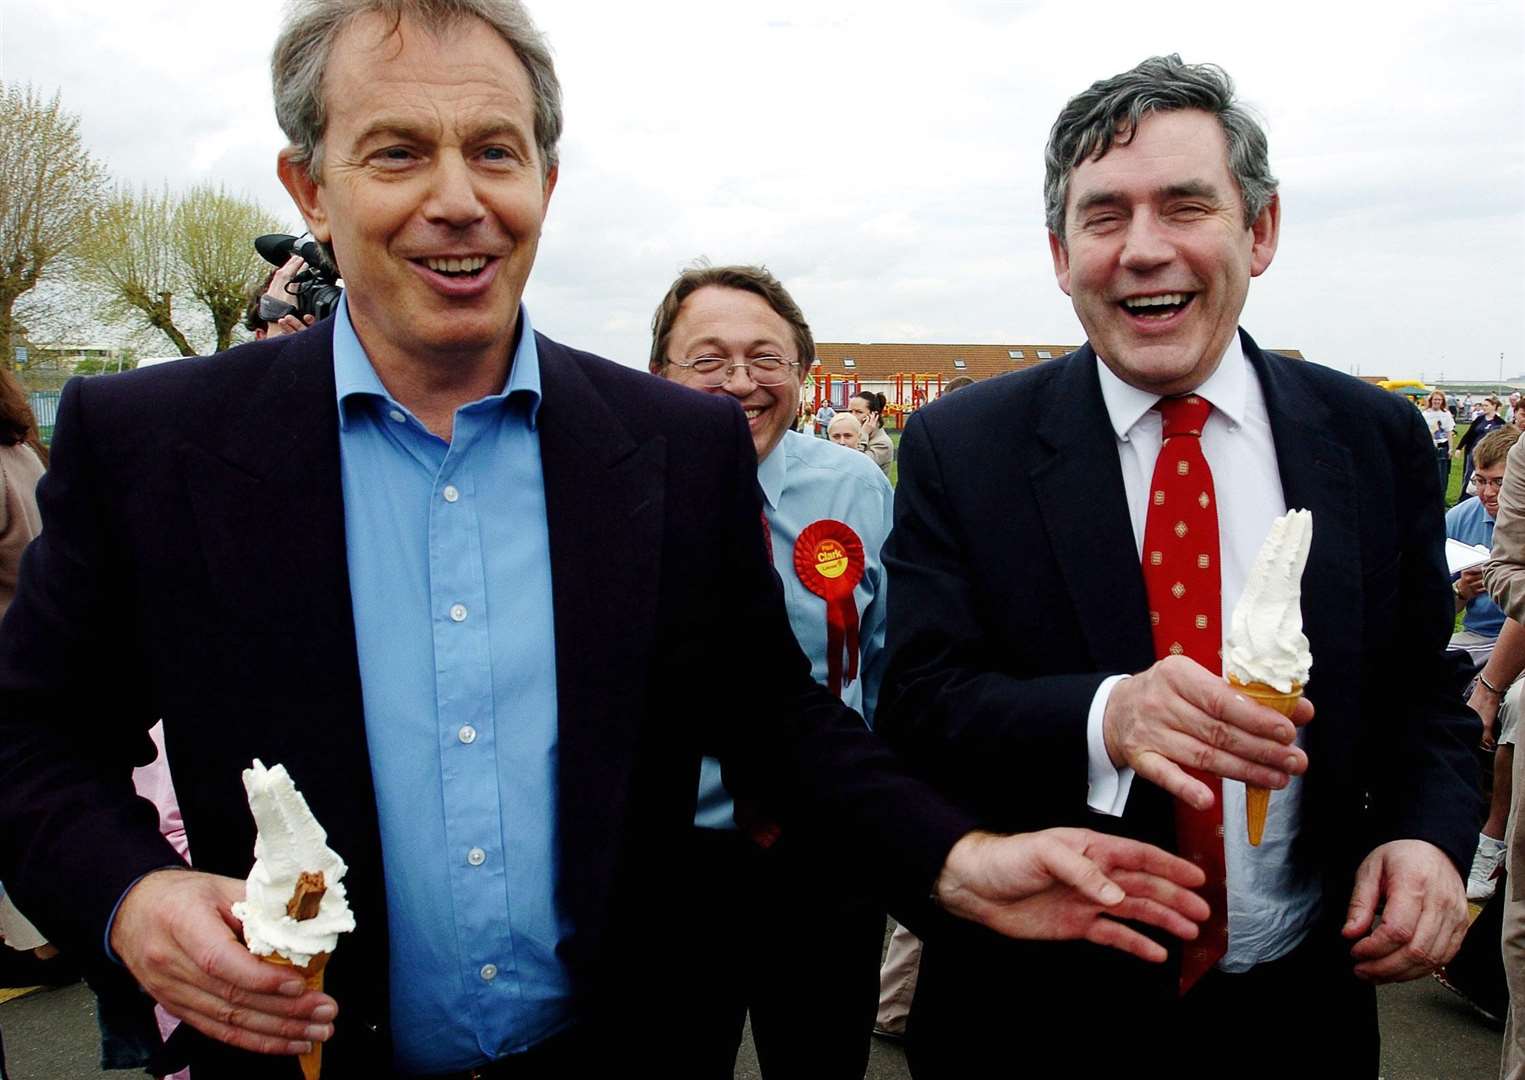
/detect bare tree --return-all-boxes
[174,185,286,352]
[82,184,285,356]
[0,84,109,371]
[80,187,196,356]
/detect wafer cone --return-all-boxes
[1228,676,1303,846]
[262,951,329,1080]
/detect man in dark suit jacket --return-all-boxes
[878,55,1480,1077]
[0,7,1210,1077]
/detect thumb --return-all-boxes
[1343,856,1382,938]
[1041,839,1125,907]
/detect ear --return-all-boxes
[1048,230,1072,296]
[1249,192,1280,277]
[541,164,558,217]
[278,149,330,244]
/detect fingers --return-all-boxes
[1131,750,1216,811]
[1106,888,1205,943]
[271,255,305,289]
[1073,830,1206,890]
[1107,660,1308,804]
[1036,839,1125,906]
[1342,858,1382,939]
[1085,917,1170,964]
[1348,880,1422,964]
[160,979,333,1054]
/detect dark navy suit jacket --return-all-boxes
[877,329,1481,1068]
[0,319,970,1076]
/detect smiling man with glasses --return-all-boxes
[649,263,896,1077]
[1451,426,1523,670]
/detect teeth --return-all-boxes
[423,256,488,273]
[742,408,762,419]
[1123,293,1187,309]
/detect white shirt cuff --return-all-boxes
[1086,674,1135,816]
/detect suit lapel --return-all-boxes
[1243,332,1360,768]
[1030,347,1156,674]
[535,336,665,962]
[179,322,356,643]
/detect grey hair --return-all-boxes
[272,0,563,183]
[1043,54,1277,241]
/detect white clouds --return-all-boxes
[3,0,1521,376]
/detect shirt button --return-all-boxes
[388,409,406,424]
[480,963,497,982]
[443,484,460,503]
[458,724,477,744]
[467,847,486,866]
[450,603,468,622]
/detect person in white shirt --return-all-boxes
[876,54,1478,1078]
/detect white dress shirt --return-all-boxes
[1084,335,1322,971]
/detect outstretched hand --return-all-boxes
[110,869,336,1056]
[934,828,1210,962]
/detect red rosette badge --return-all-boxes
[793,519,866,698]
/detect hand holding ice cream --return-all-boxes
[1102,511,1314,811]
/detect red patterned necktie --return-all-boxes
[1141,394,1227,994]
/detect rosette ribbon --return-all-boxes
[793,520,866,698]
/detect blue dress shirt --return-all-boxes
[333,298,572,1072]
[1448,495,1505,637]
[695,430,895,828]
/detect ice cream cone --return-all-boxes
[1228,676,1303,846]
[262,951,329,1080]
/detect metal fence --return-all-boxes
[29,390,59,440]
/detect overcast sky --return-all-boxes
[4,0,1522,379]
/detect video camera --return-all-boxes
[254,234,344,323]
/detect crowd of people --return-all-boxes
[0,3,1514,1079]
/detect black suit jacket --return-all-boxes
[0,320,970,1076]
[877,331,1480,1059]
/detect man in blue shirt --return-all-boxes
[1450,428,1521,666]
[0,4,1212,1077]
[651,264,895,1077]
[1449,426,1522,903]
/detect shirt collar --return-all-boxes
[1094,332,1249,441]
[333,295,543,429]
[756,428,792,511]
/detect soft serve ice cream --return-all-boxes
[1225,509,1313,694]
[231,759,354,968]
[1224,509,1313,846]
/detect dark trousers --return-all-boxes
[907,917,1377,1079]
[685,827,884,1080]
[1437,446,1453,501]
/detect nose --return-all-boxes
[720,363,758,394]
[423,151,486,228]
[1118,210,1173,271]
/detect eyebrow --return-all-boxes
[349,115,533,153]
[1071,180,1224,217]
[683,335,789,354]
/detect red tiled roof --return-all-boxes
[813,342,1306,383]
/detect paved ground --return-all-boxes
[0,971,1506,1079]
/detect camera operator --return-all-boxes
[244,255,318,340]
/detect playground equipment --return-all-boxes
[883,372,943,428]
[810,371,860,414]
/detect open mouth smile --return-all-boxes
[408,255,501,297]
[1120,292,1195,321]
